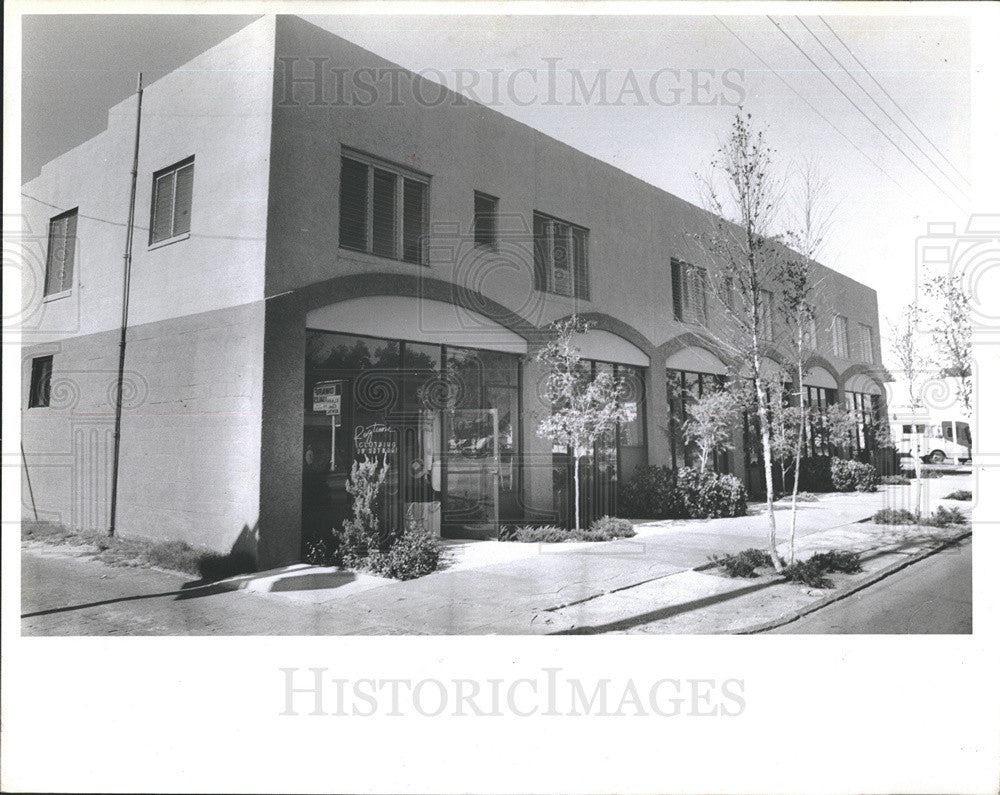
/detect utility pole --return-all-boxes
[108,72,143,537]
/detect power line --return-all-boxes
[818,15,970,187]
[714,16,920,205]
[767,15,966,212]
[797,15,969,200]
[19,192,264,242]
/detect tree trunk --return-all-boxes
[574,453,581,533]
[790,356,806,565]
[755,376,781,571]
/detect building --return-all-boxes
[20,15,887,569]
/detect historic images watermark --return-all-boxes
[280,668,746,718]
[277,57,746,109]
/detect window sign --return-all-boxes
[313,381,342,414]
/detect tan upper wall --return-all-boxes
[22,14,881,372]
[265,15,882,372]
[20,16,277,344]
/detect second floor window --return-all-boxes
[474,192,498,249]
[150,157,194,244]
[533,212,590,299]
[339,152,429,265]
[858,324,874,363]
[671,259,707,325]
[44,209,77,295]
[833,314,849,358]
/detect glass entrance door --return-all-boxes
[442,408,499,538]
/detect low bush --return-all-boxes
[711,547,863,588]
[500,518,635,543]
[944,490,972,501]
[619,466,748,520]
[581,516,636,541]
[711,548,774,578]
[365,522,441,580]
[676,467,749,519]
[871,508,918,525]
[618,465,683,518]
[924,506,968,528]
[798,457,833,493]
[782,550,862,589]
[830,458,880,492]
[882,474,912,486]
[502,524,571,543]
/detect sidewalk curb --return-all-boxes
[731,530,972,635]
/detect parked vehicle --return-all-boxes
[892,419,972,465]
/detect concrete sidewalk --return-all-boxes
[233,473,971,635]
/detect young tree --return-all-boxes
[777,162,834,564]
[682,384,740,473]
[696,111,786,570]
[924,274,972,415]
[887,301,928,413]
[825,403,861,455]
[536,316,636,533]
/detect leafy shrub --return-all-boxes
[782,551,861,589]
[711,548,774,578]
[781,558,833,588]
[620,466,748,520]
[830,458,879,492]
[944,490,972,501]
[618,466,683,519]
[882,474,912,486]
[924,506,968,527]
[808,550,862,574]
[582,516,636,541]
[871,508,918,525]
[500,518,635,543]
[504,525,572,543]
[798,457,833,493]
[366,521,441,580]
[684,472,747,519]
[335,456,390,567]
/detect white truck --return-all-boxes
[892,418,972,465]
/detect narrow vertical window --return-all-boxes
[671,259,707,324]
[149,157,194,244]
[474,192,498,249]
[371,167,397,258]
[29,356,53,408]
[671,259,684,321]
[402,178,427,265]
[833,315,849,358]
[44,209,77,295]
[338,156,369,252]
[859,324,874,363]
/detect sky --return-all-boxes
[19,12,973,357]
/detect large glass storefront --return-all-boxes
[302,330,521,550]
[665,368,730,473]
[551,361,647,526]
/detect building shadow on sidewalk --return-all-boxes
[549,579,776,635]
